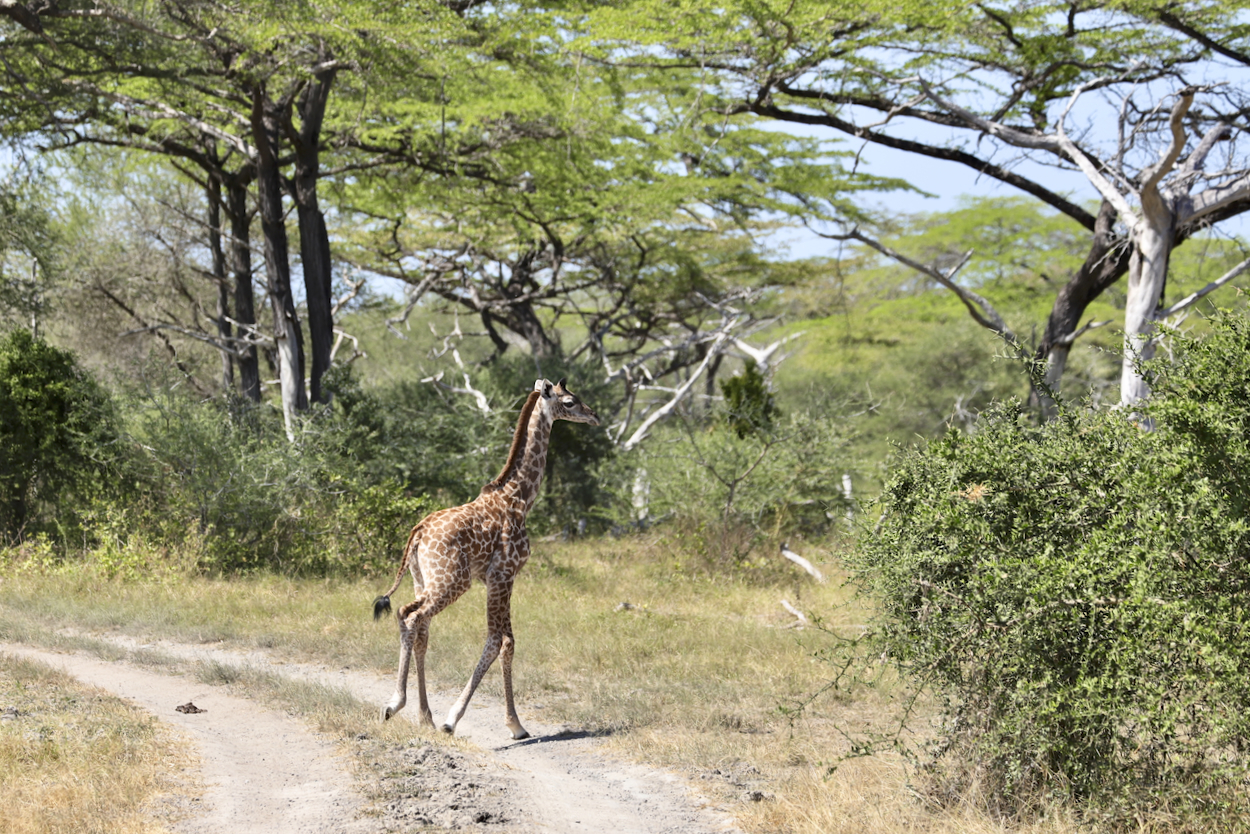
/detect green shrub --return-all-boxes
[611,409,854,572]
[324,364,503,504]
[720,359,779,439]
[0,329,121,542]
[850,312,1250,825]
[115,385,432,575]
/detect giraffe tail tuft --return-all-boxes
[372,595,392,621]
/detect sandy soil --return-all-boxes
[1,643,368,834]
[1,636,744,834]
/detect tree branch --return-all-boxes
[1156,255,1250,319]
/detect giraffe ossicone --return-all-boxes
[372,377,600,740]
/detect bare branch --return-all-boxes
[820,227,1017,344]
[1054,318,1112,347]
[1182,171,1250,225]
[419,370,492,414]
[1053,84,1139,219]
[780,542,825,583]
[1156,255,1250,319]
[384,271,442,338]
[1140,88,1196,196]
[621,326,736,451]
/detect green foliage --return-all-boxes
[0,329,120,541]
[611,408,853,572]
[848,312,1250,824]
[113,383,433,575]
[0,186,57,319]
[324,363,504,505]
[719,360,778,439]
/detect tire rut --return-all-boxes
[0,643,368,834]
[34,633,745,834]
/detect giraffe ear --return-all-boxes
[533,379,546,393]
[555,377,567,392]
[542,381,553,398]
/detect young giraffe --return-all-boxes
[372,377,599,739]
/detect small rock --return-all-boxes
[175,702,207,714]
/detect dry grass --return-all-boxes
[0,653,197,834]
[0,536,1099,834]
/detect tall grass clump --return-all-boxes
[847,312,1250,829]
[0,652,192,834]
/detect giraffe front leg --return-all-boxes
[500,630,529,740]
[442,632,502,735]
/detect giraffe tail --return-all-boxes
[372,522,424,622]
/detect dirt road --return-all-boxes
[1,637,743,834]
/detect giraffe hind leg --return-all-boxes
[382,595,426,722]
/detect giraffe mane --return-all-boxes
[483,390,541,492]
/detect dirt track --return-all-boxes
[1,637,743,834]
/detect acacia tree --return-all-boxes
[0,0,483,426]
[587,0,1250,408]
[335,49,894,438]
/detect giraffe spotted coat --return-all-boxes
[372,378,599,739]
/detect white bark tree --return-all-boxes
[918,79,1250,407]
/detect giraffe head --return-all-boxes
[538,378,600,426]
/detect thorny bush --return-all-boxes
[848,313,1250,828]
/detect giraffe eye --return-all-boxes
[562,397,575,406]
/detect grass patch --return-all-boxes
[0,652,197,834]
[0,536,1097,833]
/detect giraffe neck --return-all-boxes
[510,404,552,513]
[482,395,553,515]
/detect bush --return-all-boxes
[612,408,854,572]
[0,329,121,542]
[324,364,504,505]
[113,384,432,575]
[326,359,617,536]
[850,313,1250,825]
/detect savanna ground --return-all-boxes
[0,535,1087,834]
[0,650,197,834]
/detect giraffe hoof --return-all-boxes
[382,705,394,722]
[510,728,531,741]
[440,723,455,735]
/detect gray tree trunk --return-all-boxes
[224,175,261,402]
[287,53,337,405]
[251,86,307,438]
[205,172,234,391]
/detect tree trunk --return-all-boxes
[251,86,307,438]
[224,175,261,402]
[1031,200,1130,417]
[1120,201,1174,408]
[287,56,337,405]
[497,298,560,359]
[205,172,234,391]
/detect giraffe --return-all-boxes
[372,377,600,739]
